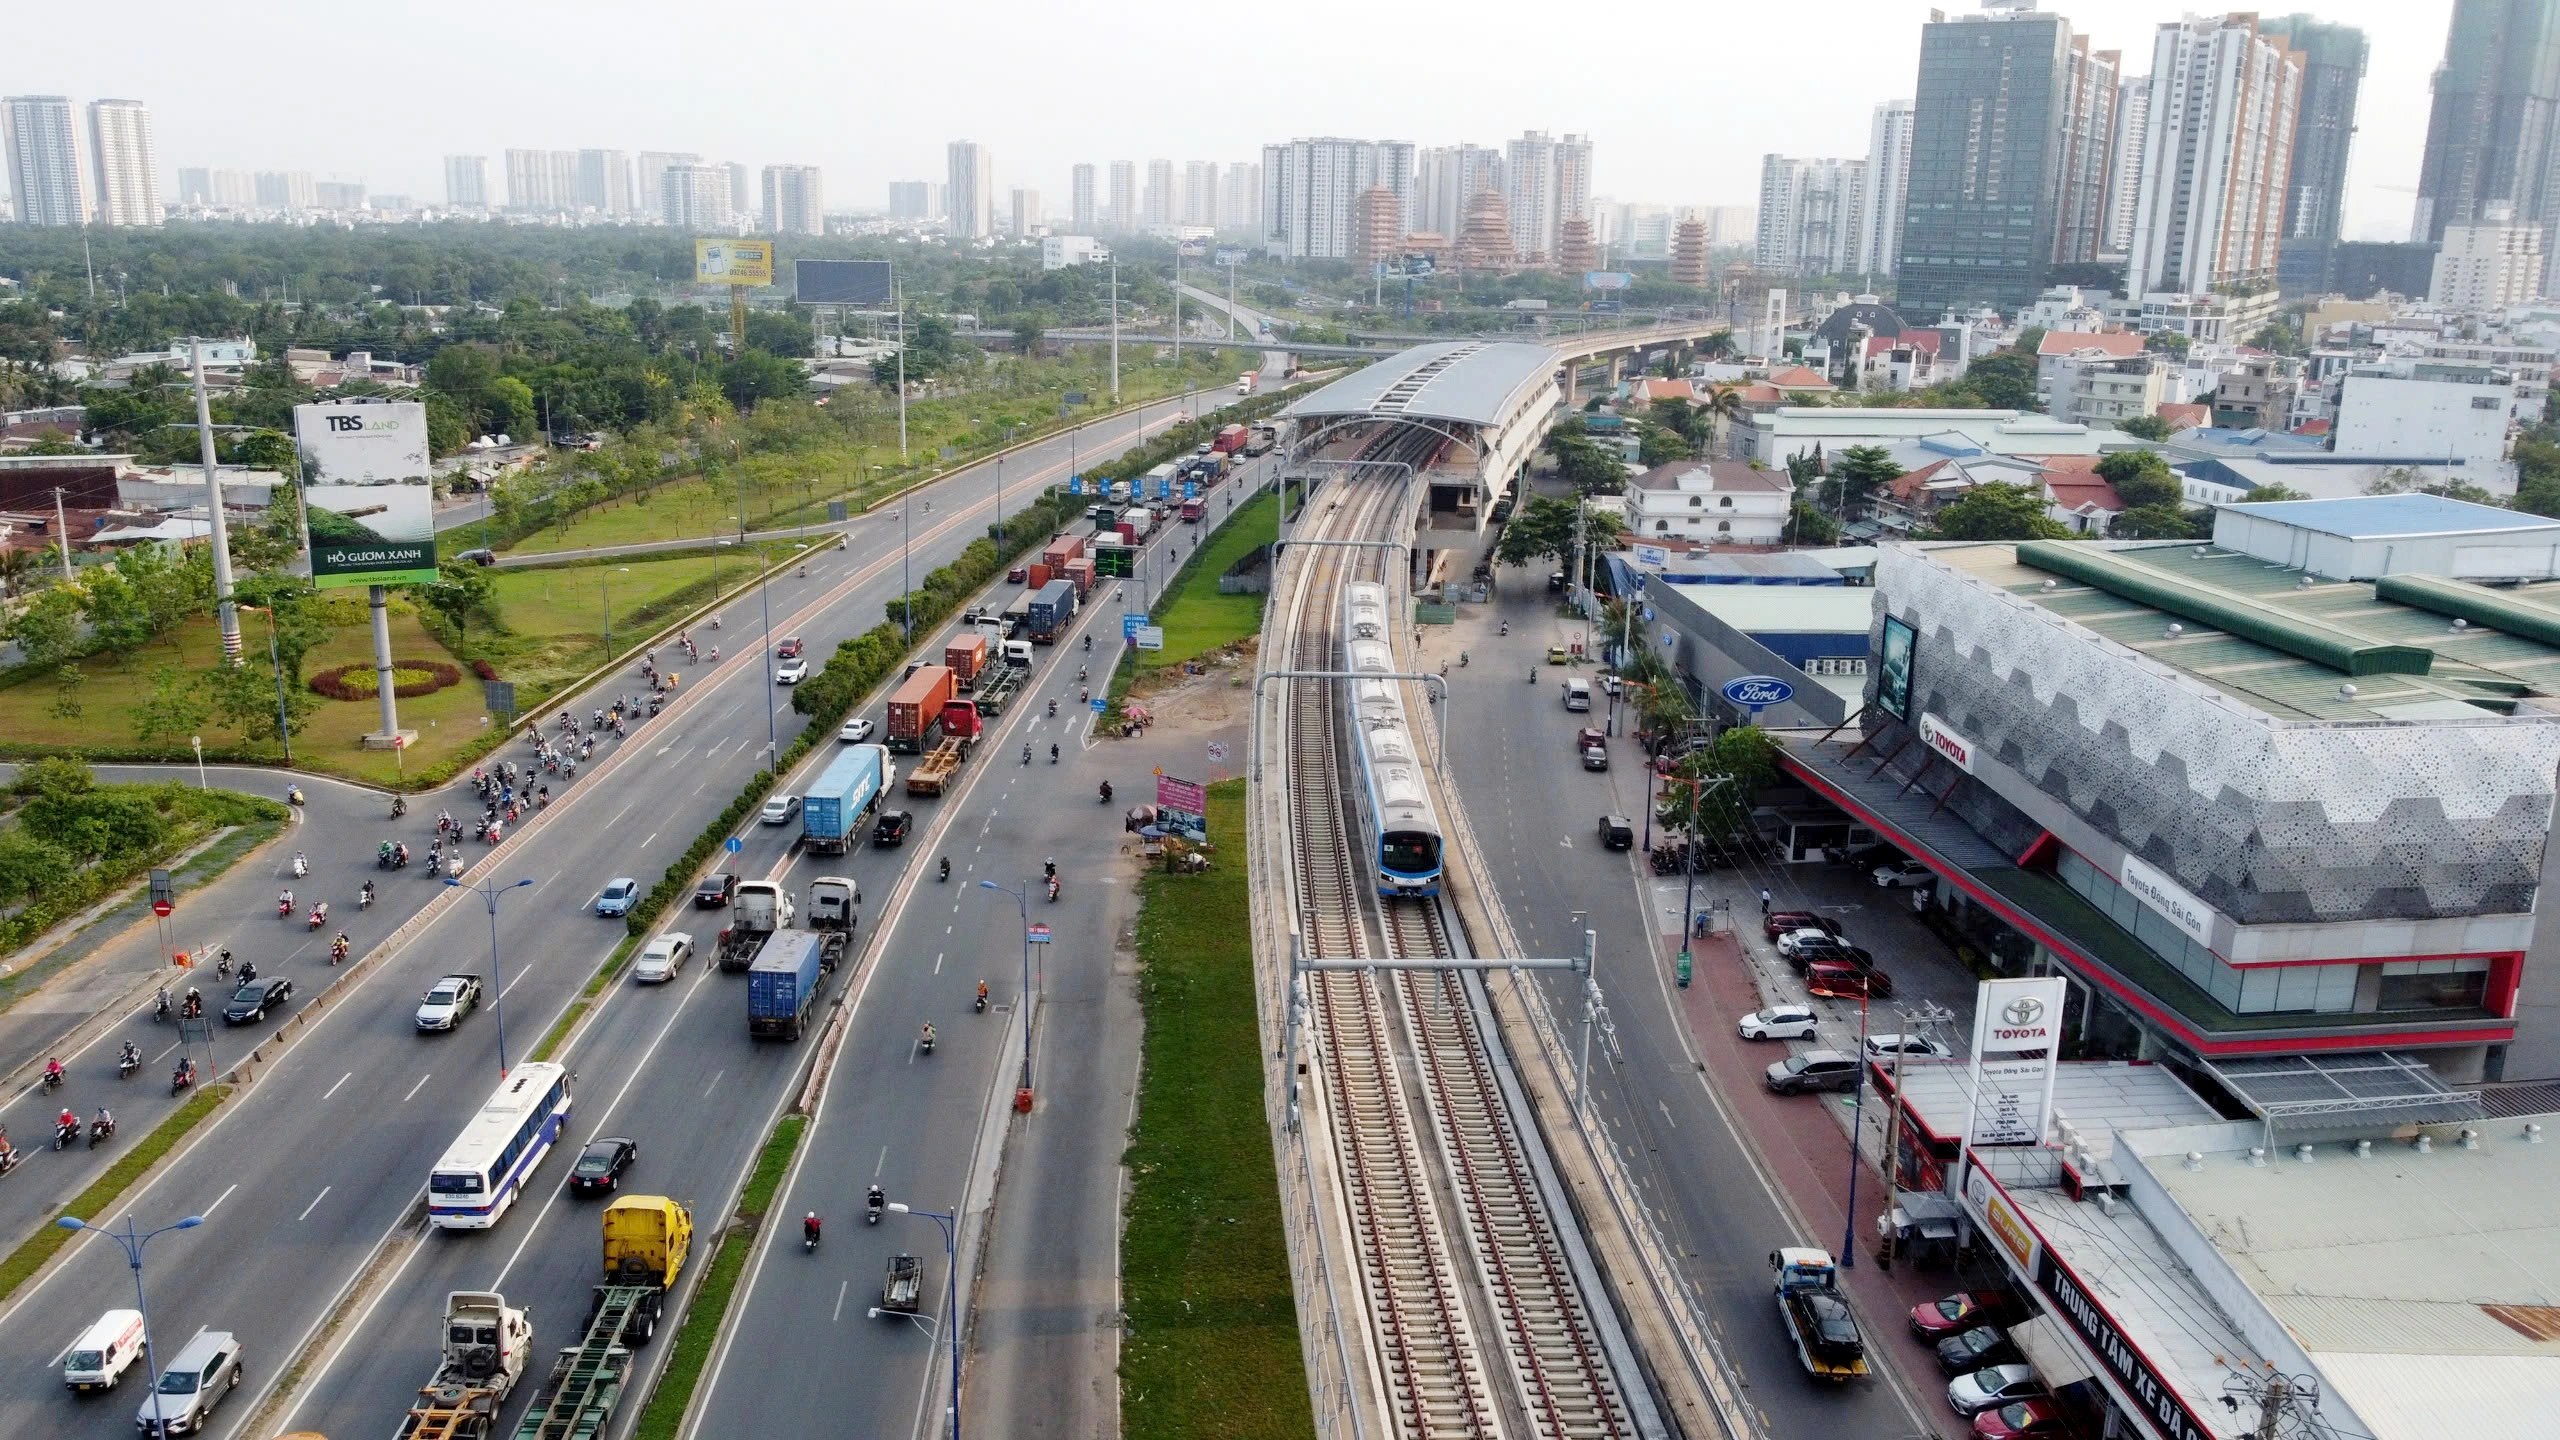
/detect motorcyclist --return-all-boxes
[391,795,407,818]
[1021,742,1032,765]
[172,1057,196,1088]
[58,1107,76,1137]
[920,1022,936,1048]
[939,856,951,881]
[332,933,351,964]
[361,879,376,908]
[803,1212,821,1244]
[43,1057,63,1086]
[1083,634,1092,653]
[1499,620,1510,635]
[867,1183,885,1213]
[155,987,170,1021]
[238,961,258,985]
[1078,664,1088,684]
[120,1040,139,1070]
[92,1107,112,1138]
[1047,698,1057,717]
[976,979,989,1007]
[279,888,295,912]
[293,850,309,876]
[183,987,203,1019]
[1050,742,1059,763]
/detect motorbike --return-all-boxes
[1020,745,1031,766]
[1049,744,1058,764]
[181,994,203,1021]
[919,1030,937,1056]
[973,988,988,1015]
[170,1062,197,1095]
[1528,667,1538,683]
[54,1120,78,1151]
[938,857,951,883]
[215,952,232,980]
[1046,875,1061,904]
[88,1117,114,1148]
[118,1049,140,1080]
[308,903,329,931]
[391,795,407,818]
[1500,621,1510,636]
[153,991,170,1024]
[287,786,305,807]
[278,895,294,919]
[41,1068,62,1094]
[1460,651,1469,667]
[292,853,310,878]
[0,1146,19,1178]
[866,1199,883,1225]
[1098,782,1113,805]
[331,939,350,966]
[803,1222,820,1254]
[1083,634,1092,653]
[1047,699,1057,717]
[359,884,375,911]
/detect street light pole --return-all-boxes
[977,880,1036,1101]
[190,736,205,789]
[445,875,535,1073]
[886,1203,962,1440]
[58,1211,204,1435]
[1840,991,1872,1268]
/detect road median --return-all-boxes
[0,1084,230,1305]
[633,1112,806,1440]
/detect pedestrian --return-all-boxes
[1759,887,1771,915]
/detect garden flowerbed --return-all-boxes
[306,660,463,700]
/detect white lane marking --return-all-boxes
[933,952,944,975]
[502,965,536,999]
[296,1186,331,1222]
[704,1070,724,1099]
[201,1182,239,1218]
[873,1146,888,1178]
[1658,1098,1677,1128]
[403,1073,432,1102]
[323,1072,352,1100]
[609,798,637,828]
[643,832,659,848]
[151,1040,180,1064]
[833,1280,849,1323]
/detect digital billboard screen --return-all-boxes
[795,259,893,305]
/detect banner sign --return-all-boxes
[1632,544,1670,566]
[1970,1059,2054,1144]
[2037,1248,2218,1440]
[695,238,773,286]
[1919,713,1977,774]
[1720,675,1796,710]
[1964,1165,2041,1275]
[1156,774,1206,814]
[1584,271,1634,290]
[1134,626,1165,650]
[1974,977,2067,1055]
[293,401,436,588]
[2120,856,2213,948]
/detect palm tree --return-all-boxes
[0,547,45,599]
[1698,329,1738,362]
[1699,383,1746,456]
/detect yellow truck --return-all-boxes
[510,1198,693,1440]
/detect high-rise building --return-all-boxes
[1070,163,1097,230]
[2259,15,2368,294]
[1009,187,1041,236]
[1854,100,1914,277]
[443,155,489,209]
[176,167,210,206]
[932,182,948,218]
[662,165,727,228]
[1107,160,1135,230]
[946,141,993,239]
[1757,155,1867,277]
[1261,137,1415,260]
[577,150,633,216]
[1142,159,1174,227]
[2126,14,2301,296]
[1898,6,2119,316]
[1220,159,1262,236]
[314,181,365,211]
[1705,206,1756,247]
[887,180,931,220]
[1553,134,1594,248]
[2430,206,2546,310]
[505,149,558,212]
[1504,130,1558,259]
[2,96,86,226]
[720,161,749,219]
[85,100,157,227]
[1350,186,1400,269]
[1418,144,1504,240]
[549,151,579,212]
[762,165,824,235]
[2413,0,2560,244]
[178,167,255,209]
[255,171,315,211]
[1182,160,1219,228]
[636,152,701,220]
[2102,76,2150,258]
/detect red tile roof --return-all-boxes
[1632,378,1696,401]
[2036,330,2143,359]
[2157,403,2210,432]
[1887,459,1952,502]
[1738,382,1786,405]
[1765,366,1834,390]
[2292,418,2332,436]
[2044,477,2124,513]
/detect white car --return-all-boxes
[760,794,800,825]
[413,974,483,1032]
[1873,859,1936,888]
[1864,1033,1952,1061]
[1776,927,1848,959]
[775,658,810,684]
[1738,1004,1819,1041]
[634,932,693,984]
[838,717,875,743]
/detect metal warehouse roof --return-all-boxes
[2219,493,2560,540]
[1281,341,1558,428]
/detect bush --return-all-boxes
[471,659,500,681]
[307,660,463,700]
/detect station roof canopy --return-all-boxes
[1282,341,1558,429]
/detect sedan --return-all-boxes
[1912,1291,2026,1343]
[222,976,295,1025]
[838,717,875,743]
[1764,910,1843,943]
[775,657,810,685]
[1737,1004,1819,1041]
[1776,928,1847,960]
[693,872,738,908]
[1949,1365,2048,1417]
[568,1137,637,1195]
[1974,1399,2075,1440]
[1874,859,1937,888]
[1866,1033,1953,1061]
[1581,745,1609,772]
[595,877,640,917]
[1765,1050,1862,1095]
[633,932,693,984]
[1937,1325,2019,1375]
[1807,959,1894,1000]
[1783,939,1875,974]
[774,636,804,659]
[761,794,801,825]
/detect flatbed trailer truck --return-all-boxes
[906,738,963,796]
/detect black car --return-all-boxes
[1937,1325,2019,1375]
[694,872,739,908]
[222,976,295,1025]
[568,1136,637,1195]
[873,809,912,847]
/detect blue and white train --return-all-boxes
[1342,583,1445,896]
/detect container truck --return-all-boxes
[999,592,1034,635]
[399,1291,534,1440]
[1236,371,1258,395]
[906,740,963,796]
[806,877,859,933]
[716,881,793,971]
[1041,534,1087,570]
[507,1199,693,1440]
[1026,562,1055,591]
[1213,423,1249,454]
[1063,556,1095,597]
[1180,497,1206,523]
[974,657,1025,716]
[801,744,889,854]
[943,634,989,690]
[1245,423,1276,456]
[1142,463,1178,499]
[885,665,958,753]
[1771,1248,1869,1383]
[748,931,831,1040]
[1028,579,1079,643]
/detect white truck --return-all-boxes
[399,1291,534,1438]
[1236,371,1258,395]
[717,881,795,971]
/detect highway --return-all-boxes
[0,389,1215,1440]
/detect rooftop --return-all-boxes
[2037,329,2145,358]
[1884,1060,2225,1160]
[2217,493,2557,540]
[1630,460,1790,493]
[1281,340,1558,429]
[1681,584,1872,635]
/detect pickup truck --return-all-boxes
[415,974,485,1032]
[878,1253,923,1315]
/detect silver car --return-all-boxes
[634,932,693,984]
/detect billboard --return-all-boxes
[694,238,774,287]
[1401,254,1437,277]
[1584,271,1634,290]
[1965,977,2068,1149]
[795,259,892,305]
[292,402,438,588]
[1877,614,1916,720]
[1214,247,1248,267]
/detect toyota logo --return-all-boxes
[2001,997,2047,1028]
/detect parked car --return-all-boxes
[1807,958,1894,1000]
[414,974,483,1032]
[1737,1005,1819,1041]
[1596,814,1635,850]
[1937,1325,2020,1375]
[1865,1033,1952,1061]
[633,932,694,984]
[761,794,801,825]
[774,636,804,659]
[568,1136,637,1195]
[1782,937,1875,974]
[1973,1398,2075,1440]
[838,717,876,743]
[1948,1365,2048,1417]
[1776,928,1848,960]
[595,877,640,916]
[694,872,738,908]
[1763,910,1843,943]
[222,976,295,1025]
[775,657,810,684]
[1874,859,1937,888]
[1912,1291,2028,1343]
[1765,1050,1862,1094]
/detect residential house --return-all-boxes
[1627,459,1794,545]
[2041,469,2124,534]
[2034,329,2145,403]
[2212,354,2300,429]
[2047,351,2165,429]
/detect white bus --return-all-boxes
[428,1063,572,1230]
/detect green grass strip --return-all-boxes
[1121,781,1312,1440]
[633,1112,809,1440]
[0,1085,231,1303]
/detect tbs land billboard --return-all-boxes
[292,401,438,588]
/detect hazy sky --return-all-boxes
[12,0,2451,241]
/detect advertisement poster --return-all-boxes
[1877,614,1916,720]
[694,238,773,287]
[292,402,438,588]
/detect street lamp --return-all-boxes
[1839,988,1873,1268]
[445,875,535,1073]
[875,1201,962,1440]
[976,880,1036,1106]
[189,736,205,790]
[57,1212,203,1435]
[599,566,630,663]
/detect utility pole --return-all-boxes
[190,341,243,664]
[1172,247,1182,363]
[894,277,909,459]
[2254,1375,2289,1440]
[51,487,74,581]
[1109,258,1122,401]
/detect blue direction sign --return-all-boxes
[1123,612,1149,642]
[725,836,743,853]
[1183,479,1198,499]
[1068,474,1085,495]
[1091,697,1108,713]
[1721,675,1796,712]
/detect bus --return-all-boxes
[428,1063,572,1230]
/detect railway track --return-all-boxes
[1277,443,1629,1440]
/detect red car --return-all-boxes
[1806,958,1893,1000]
[774,636,804,659]
[1973,1398,2074,1439]
[1912,1291,2025,1342]
[1008,565,1029,583]
[1764,910,1844,942]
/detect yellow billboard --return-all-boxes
[695,239,774,287]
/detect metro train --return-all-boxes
[1344,580,1390,642]
[1342,587,1445,897]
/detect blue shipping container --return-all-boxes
[747,932,827,1039]
[802,745,887,854]
[1028,580,1079,642]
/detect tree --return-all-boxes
[1545,430,1629,495]
[46,663,84,722]
[414,556,496,641]
[1824,444,1902,517]
[1637,426,1690,467]
[2095,450,2182,510]
[129,664,213,745]
[1697,383,1744,452]
[2112,504,2207,539]
[5,587,83,668]
[1928,482,2071,541]
[2145,331,2192,357]
[1962,351,2038,411]
[1495,494,1624,569]
[486,375,538,439]
[744,310,814,359]
[0,547,46,598]
[2245,323,2304,357]
[2116,413,2174,441]
[1658,725,1781,847]
[1647,396,1708,452]
[1786,502,1841,545]
[719,350,805,410]
[2011,325,2047,357]
[2242,482,2307,503]
[229,428,300,476]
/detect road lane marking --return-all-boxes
[503,966,536,999]
[323,1072,351,1100]
[151,1040,180,1064]
[874,1146,888,1177]
[833,1280,849,1323]
[643,832,659,848]
[704,1070,723,1099]
[296,1186,330,1221]
[403,1073,432,1102]
[201,1182,239,1218]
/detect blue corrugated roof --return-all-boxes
[2218,493,2560,539]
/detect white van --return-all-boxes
[63,1309,146,1392]
[1563,678,1592,712]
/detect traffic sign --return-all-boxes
[152,900,172,918]
[1134,626,1165,650]
[1206,740,1228,762]
[149,869,174,906]
[1027,923,1053,945]
[725,836,743,853]
[1123,612,1148,642]
[1090,697,1107,713]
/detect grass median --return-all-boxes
[634,1111,807,1440]
[0,1085,231,1304]
[1122,780,1311,1440]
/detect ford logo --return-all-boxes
[1721,675,1796,707]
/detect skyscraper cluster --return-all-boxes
[3,94,160,226]
[429,147,820,233]
[1259,130,1593,266]
[1033,155,1260,237]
